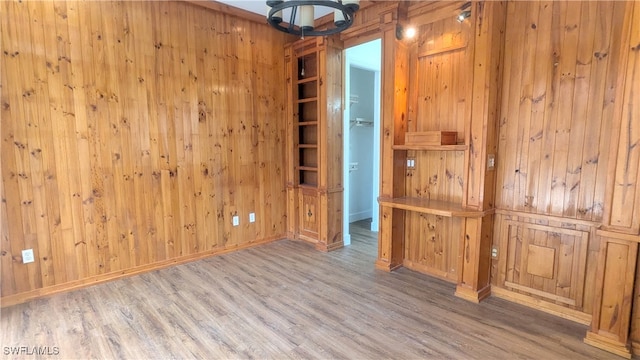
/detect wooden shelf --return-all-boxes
[392,144,468,151]
[296,97,318,104]
[297,76,318,84]
[298,121,318,126]
[298,183,318,189]
[378,197,491,218]
[298,144,318,149]
[299,166,318,171]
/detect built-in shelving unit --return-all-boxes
[285,37,344,252]
[295,50,319,187]
[387,133,473,219]
[376,0,504,307]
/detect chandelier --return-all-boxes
[266,1,360,37]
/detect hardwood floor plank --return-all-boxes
[0,221,617,359]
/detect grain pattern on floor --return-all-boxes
[1,220,617,359]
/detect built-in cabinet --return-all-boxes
[376,1,505,303]
[285,37,343,252]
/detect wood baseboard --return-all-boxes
[403,259,457,284]
[631,340,640,356]
[455,284,492,303]
[375,259,403,272]
[316,241,344,252]
[584,331,632,359]
[297,234,319,244]
[491,286,592,325]
[1,236,284,308]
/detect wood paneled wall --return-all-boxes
[495,0,626,222]
[409,16,470,139]
[491,0,640,346]
[401,1,471,280]
[0,0,288,305]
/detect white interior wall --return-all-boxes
[349,67,375,222]
[343,39,382,245]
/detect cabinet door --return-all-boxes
[299,190,319,239]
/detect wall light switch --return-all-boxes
[487,154,496,170]
[232,215,240,226]
[249,212,256,223]
[22,249,34,264]
[407,157,416,170]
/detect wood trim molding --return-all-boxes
[418,42,468,58]
[492,287,592,325]
[407,1,466,27]
[339,2,400,43]
[596,229,640,243]
[1,235,284,308]
[495,209,600,228]
[585,332,632,359]
[455,284,492,303]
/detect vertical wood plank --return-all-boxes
[1,0,288,301]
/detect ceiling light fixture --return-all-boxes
[266,1,360,38]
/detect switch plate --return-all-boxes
[249,212,256,223]
[407,157,416,170]
[487,154,496,170]
[22,249,34,264]
[232,215,240,226]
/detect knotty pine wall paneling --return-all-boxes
[492,0,624,307]
[491,0,640,356]
[0,0,288,305]
[398,1,472,281]
[603,1,640,235]
[495,0,625,222]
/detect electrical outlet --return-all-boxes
[491,245,499,259]
[407,157,416,170]
[232,215,240,226]
[22,249,35,264]
[249,212,256,223]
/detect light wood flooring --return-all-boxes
[1,220,619,359]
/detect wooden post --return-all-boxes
[585,231,640,359]
[587,2,639,357]
[454,1,506,302]
[376,18,409,271]
[284,44,299,239]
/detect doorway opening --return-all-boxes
[343,39,382,246]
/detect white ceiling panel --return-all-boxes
[215,0,335,23]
